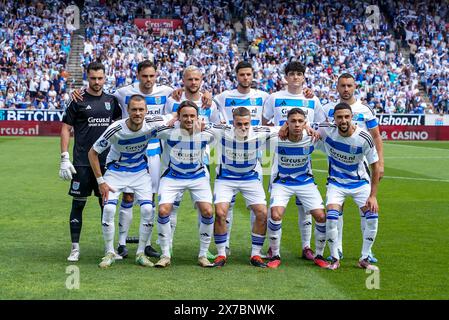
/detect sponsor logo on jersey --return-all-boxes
[88,117,110,126]
[72,181,80,191]
[105,102,111,110]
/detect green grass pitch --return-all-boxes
[0,137,448,299]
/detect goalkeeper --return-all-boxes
[59,62,122,262]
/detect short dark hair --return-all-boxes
[137,60,156,73]
[87,61,105,74]
[177,100,199,116]
[337,73,355,83]
[287,107,306,118]
[285,61,306,75]
[334,102,352,113]
[232,106,251,118]
[235,61,253,73]
[127,94,146,109]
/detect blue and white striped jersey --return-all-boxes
[322,99,378,131]
[271,129,317,186]
[92,115,168,173]
[113,82,174,156]
[208,124,278,181]
[155,126,216,180]
[214,89,269,125]
[263,90,326,125]
[164,92,221,125]
[316,126,379,189]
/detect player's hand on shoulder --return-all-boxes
[172,88,183,102]
[303,87,314,99]
[201,90,212,108]
[306,124,320,142]
[59,152,77,180]
[166,113,178,127]
[278,123,288,140]
[71,87,85,102]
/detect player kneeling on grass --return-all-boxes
[316,102,380,271]
[267,108,329,269]
[153,100,216,268]
[88,95,171,268]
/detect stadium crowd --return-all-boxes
[386,0,449,114]
[0,0,73,109]
[0,0,448,114]
[80,0,243,95]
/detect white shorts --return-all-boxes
[214,179,266,207]
[232,161,264,197]
[122,154,160,194]
[270,183,324,212]
[104,169,153,202]
[326,182,371,209]
[158,176,212,205]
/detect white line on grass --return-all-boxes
[384,142,449,153]
[312,169,449,183]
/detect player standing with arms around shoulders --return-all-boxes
[262,61,327,261]
[322,73,384,263]
[317,103,381,271]
[266,108,329,269]
[88,95,171,268]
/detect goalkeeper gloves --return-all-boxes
[59,152,77,180]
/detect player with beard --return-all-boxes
[60,62,122,262]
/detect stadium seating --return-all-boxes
[1,0,447,114]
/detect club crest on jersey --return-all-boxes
[99,139,108,148]
[105,102,111,110]
[72,181,80,191]
[350,145,358,154]
[250,98,257,106]
[303,146,310,154]
[155,96,162,104]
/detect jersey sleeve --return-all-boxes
[153,125,173,139]
[313,97,327,124]
[363,104,379,129]
[362,133,379,164]
[62,99,77,126]
[92,123,119,154]
[112,96,122,120]
[164,97,178,114]
[209,101,221,124]
[262,94,275,121]
[213,95,225,116]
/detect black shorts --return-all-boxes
[68,166,106,198]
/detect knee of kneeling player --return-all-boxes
[200,206,213,218]
[214,208,227,222]
[313,210,326,223]
[255,208,268,222]
[122,193,134,203]
[158,204,172,217]
[270,210,283,221]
